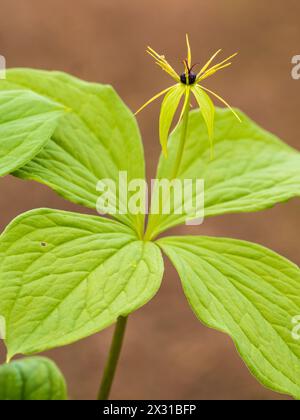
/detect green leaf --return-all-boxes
[0,69,146,236]
[0,209,163,358]
[0,89,64,177]
[159,84,185,156]
[158,235,300,399]
[0,357,67,400]
[192,85,215,154]
[146,108,300,239]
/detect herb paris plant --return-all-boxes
[0,36,299,400]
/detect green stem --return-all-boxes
[171,90,191,179]
[97,316,128,400]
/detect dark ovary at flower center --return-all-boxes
[180,71,196,85]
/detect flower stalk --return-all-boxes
[172,88,191,179]
[98,316,128,400]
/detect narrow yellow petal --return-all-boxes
[147,49,166,67]
[209,52,238,71]
[197,52,238,82]
[147,46,164,60]
[198,62,232,82]
[182,60,189,84]
[155,62,180,82]
[135,86,175,115]
[147,46,179,82]
[200,52,238,78]
[186,34,192,68]
[197,49,222,78]
[199,85,242,122]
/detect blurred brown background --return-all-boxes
[0,0,299,400]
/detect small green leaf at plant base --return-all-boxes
[158,235,300,399]
[0,89,64,177]
[147,108,300,239]
[0,209,164,358]
[0,357,67,400]
[0,69,146,236]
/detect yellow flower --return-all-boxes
[136,35,241,158]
